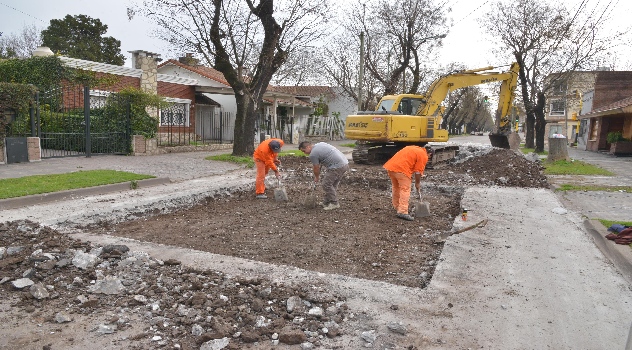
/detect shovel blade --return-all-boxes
[414,201,431,217]
[274,187,288,201]
[304,195,317,208]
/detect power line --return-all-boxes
[0,1,47,23]
[451,0,492,26]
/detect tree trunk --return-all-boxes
[525,113,535,148]
[547,137,569,161]
[232,92,256,156]
[515,53,535,149]
[534,92,546,153]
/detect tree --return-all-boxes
[139,0,330,156]
[41,15,125,65]
[483,0,622,152]
[320,0,448,112]
[354,0,448,95]
[0,25,42,59]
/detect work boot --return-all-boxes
[323,203,340,210]
[256,194,268,199]
[397,213,414,221]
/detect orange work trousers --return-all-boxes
[387,170,412,214]
[255,159,272,195]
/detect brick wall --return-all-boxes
[594,72,632,110]
[95,74,141,92]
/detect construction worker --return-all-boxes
[383,145,430,221]
[298,141,349,210]
[253,138,284,199]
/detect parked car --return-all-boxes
[475,131,484,136]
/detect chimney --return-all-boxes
[179,53,199,66]
[129,50,162,94]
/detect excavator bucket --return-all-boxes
[489,133,521,150]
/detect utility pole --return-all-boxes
[358,31,365,112]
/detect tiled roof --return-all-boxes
[263,97,313,108]
[159,59,230,86]
[272,86,334,97]
[580,95,632,118]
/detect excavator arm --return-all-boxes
[415,62,521,149]
[417,63,520,126]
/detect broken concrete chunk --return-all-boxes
[11,278,34,289]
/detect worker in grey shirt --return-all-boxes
[298,141,349,210]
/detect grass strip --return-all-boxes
[556,184,632,192]
[206,154,255,168]
[599,219,632,229]
[0,170,154,200]
[544,159,614,175]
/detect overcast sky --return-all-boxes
[1,0,630,70]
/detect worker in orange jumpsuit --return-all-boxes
[253,138,284,199]
[383,145,430,221]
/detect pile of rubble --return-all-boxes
[0,220,349,349]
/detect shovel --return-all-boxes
[413,190,431,218]
[303,183,318,208]
[274,178,289,202]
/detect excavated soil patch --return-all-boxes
[88,147,549,289]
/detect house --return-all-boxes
[545,70,632,155]
[543,71,597,142]
[3,48,210,162]
[157,55,313,144]
[577,72,632,154]
[272,85,357,140]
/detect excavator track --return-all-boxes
[351,142,459,168]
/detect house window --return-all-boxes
[161,104,188,126]
[552,81,566,94]
[89,90,110,109]
[550,100,565,116]
[160,98,191,126]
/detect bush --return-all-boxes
[607,131,629,144]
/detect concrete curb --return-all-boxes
[584,219,632,285]
[0,177,171,211]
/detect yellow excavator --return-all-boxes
[345,62,521,165]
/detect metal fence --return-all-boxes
[255,114,294,143]
[6,85,132,158]
[157,105,234,147]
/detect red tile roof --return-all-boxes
[591,95,632,114]
[580,94,632,118]
[159,59,230,86]
[272,86,334,97]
